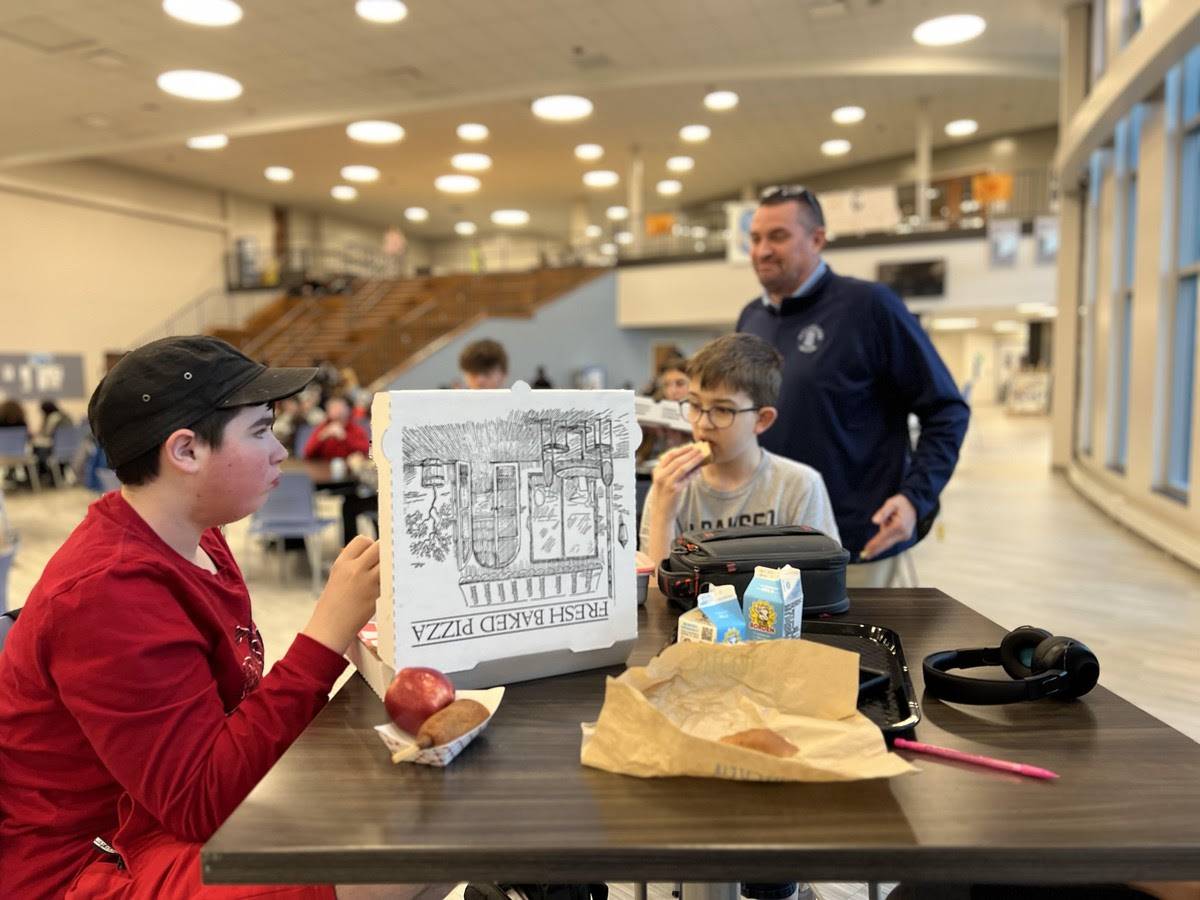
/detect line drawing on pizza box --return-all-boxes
[400,409,632,608]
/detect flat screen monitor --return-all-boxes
[876,259,946,298]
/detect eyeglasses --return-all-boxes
[759,184,825,227]
[679,400,759,430]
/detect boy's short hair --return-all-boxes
[459,339,508,375]
[686,333,783,408]
[90,335,317,486]
[113,406,243,486]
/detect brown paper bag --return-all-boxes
[580,640,914,781]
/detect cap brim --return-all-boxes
[220,366,318,408]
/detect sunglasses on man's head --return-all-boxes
[759,184,825,227]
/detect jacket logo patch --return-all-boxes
[797,324,825,354]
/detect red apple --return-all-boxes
[384,667,455,735]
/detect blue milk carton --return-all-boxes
[742,565,805,641]
[676,583,747,645]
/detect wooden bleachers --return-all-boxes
[225,267,604,386]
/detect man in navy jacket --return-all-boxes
[737,186,969,586]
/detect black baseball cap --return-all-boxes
[89,335,317,468]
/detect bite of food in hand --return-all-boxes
[689,440,713,469]
[384,666,456,735]
[719,727,798,758]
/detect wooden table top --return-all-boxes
[203,588,1200,886]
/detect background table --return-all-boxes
[203,588,1200,886]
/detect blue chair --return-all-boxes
[0,541,16,614]
[0,607,19,652]
[48,425,85,488]
[0,427,38,493]
[247,472,337,593]
[96,468,121,494]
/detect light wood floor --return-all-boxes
[4,407,1199,899]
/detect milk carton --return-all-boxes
[742,565,805,640]
[676,584,747,645]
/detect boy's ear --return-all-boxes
[161,428,206,475]
[753,405,778,435]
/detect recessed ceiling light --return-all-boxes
[615,231,634,246]
[930,317,980,331]
[606,205,629,221]
[532,94,593,122]
[264,166,293,182]
[666,155,694,173]
[703,90,738,111]
[163,0,242,27]
[404,206,429,222]
[584,224,603,239]
[821,139,852,156]
[451,152,492,172]
[186,133,227,149]
[455,221,477,236]
[993,320,1024,333]
[356,0,408,24]
[1017,302,1058,317]
[600,242,618,255]
[913,14,986,47]
[691,226,708,239]
[331,185,358,201]
[156,69,242,101]
[583,170,619,188]
[346,120,404,143]
[679,124,711,143]
[945,118,978,137]
[457,122,489,141]
[340,164,380,182]
[574,143,604,161]
[435,174,481,193]
[656,179,682,196]
[491,209,530,226]
[831,105,865,125]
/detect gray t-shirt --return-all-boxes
[639,449,841,550]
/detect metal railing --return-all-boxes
[606,167,1057,263]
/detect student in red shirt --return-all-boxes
[303,396,369,461]
[0,336,380,899]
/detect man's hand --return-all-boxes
[860,494,917,561]
[320,422,347,441]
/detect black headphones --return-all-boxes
[923,625,1100,704]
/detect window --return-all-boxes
[1076,150,1107,458]
[1108,106,1143,471]
[1160,47,1200,497]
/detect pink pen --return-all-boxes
[893,737,1059,780]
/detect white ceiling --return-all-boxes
[0,0,1071,237]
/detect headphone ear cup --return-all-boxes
[1032,635,1100,699]
[999,626,1052,679]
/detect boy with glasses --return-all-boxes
[639,333,839,565]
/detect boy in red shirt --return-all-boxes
[303,397,370,461]
[0,336,380,898]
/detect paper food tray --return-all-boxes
[374,687,504,767]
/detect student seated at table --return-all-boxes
[635,355,693,468]
[639,333,840,565]
[459,338,508,389]
[303,396,370,460]
[0,336,380,899]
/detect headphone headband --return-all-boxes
[923,648,1071,704]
